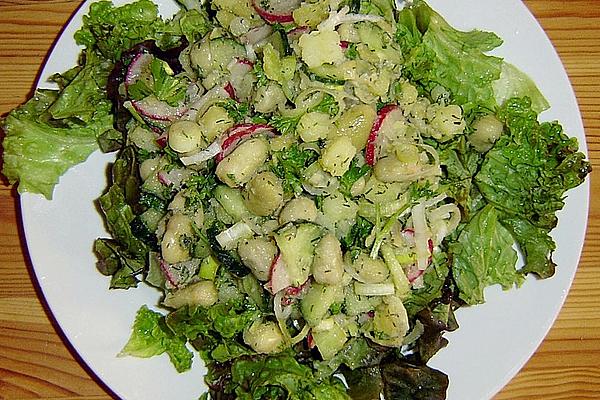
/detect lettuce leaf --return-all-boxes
[119,305,193,373]
[450,204,522,305]
[477,97,590,230]
[1,90,110,199]
[74,0,168,61]
[396,2,504,112]
[228,353,351,400]
[396,1,549,113]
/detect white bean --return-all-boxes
[161,213,194,264]
[353,253,389,284]
[243,320,285,354]
[320,135,356,177]
[216,137,269,187]
[163,280,218,309]
[198,105,234,142]
[279,196,318,225]
[238,237,278,281]
[297,112,333,143]
[312,233,344,285]
[469,114,504,152]
[168,120,205,153]
[243,171,284,217]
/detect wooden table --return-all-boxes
[0,1,598,399]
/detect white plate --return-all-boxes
[21,1,589,399]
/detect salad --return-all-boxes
[1,0,591,399]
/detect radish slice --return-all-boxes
[216,123,275,162]
[225,59,254,101]
[241,24,273,45]
[407,266,425,284]
[159,259,179,289]
[125,52,153,87]
[307,332,315,349]
[340,40,350,50]
[268,253,292,293]
[236,58,254,68]
[157,171,172,186]
[131,96,188,122]
[365,104,400,166]
[223,82,236,100]
[252,0,301,24]
[155,130,168,148]
[287,26,310,41]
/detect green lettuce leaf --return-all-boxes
[229,353,351,400]
[396,2,549,113]
[1,91,108,199]
[476,97,590,231]
[380,356,448,400]
[396,2,504,112]
[500,216,557,278]
[493,62,549,113]
[47,51,114,123]
[74,0,168,61]
[119,305,193,373]
[450,204,522,305]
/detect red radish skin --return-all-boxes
[125,52,153,87]
[131,97,188,122]
[252,0,296,24]
[156,131,168,148]
[365,104,400,166]
[159,259,179,288]
[287,26,310,41]
[236,58,255,68]
[307,332,315,349]
[407,268,425,284]
[401,228,434,283]
[224,82,237,100]
[157,171,172,186]
[340,41,350,50]
[216,123,275,162]
[268,253,293,294]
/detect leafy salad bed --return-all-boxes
[1,0,591,399]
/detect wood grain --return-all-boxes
[0,1,598,399]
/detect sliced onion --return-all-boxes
[131,96,188,122]
[354,282,395,296]
[241,24,273,45]
[411,202,430,271]
[274,290,293,345]
[179,140,222,166]
[317,6,384,31]
[217,123,275,162]
[268,253,293,294]
[289,324,310,345]
[181,86,229,121]
[159,258,179,289]
[215,222,253,250]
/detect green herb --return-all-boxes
[128,58,187,106]
[269,113,303,135]
[341,216,374,260]
[253,60,269,87]
[219,98,250,123]
[339,158,371,197]
[270,144,318,195]
[346,42,359,59]
[309,93,340,117]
